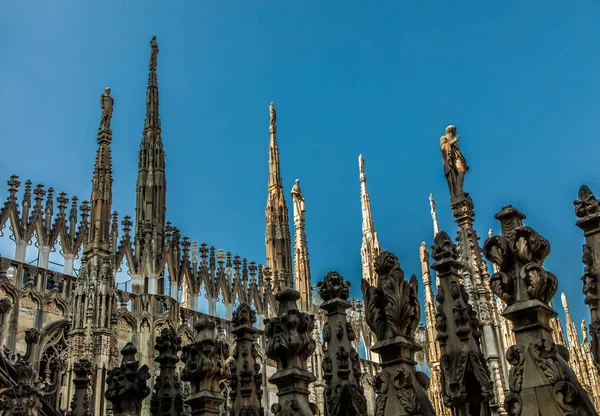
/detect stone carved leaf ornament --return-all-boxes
[393,368,423,415]
[489,271,512,305]
[574,185,600,218]
[373,372,390,416]
[431,231,459,261]
[511,227,550,265]
[360,279,386,340]
[521,263,558,303]
[483,235,511,271]
[505,345,526,393]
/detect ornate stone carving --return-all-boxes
[67,358,93,416]
[484,206,597,415]
[264,287,317,416]
[100,87,114,131]
[440,125,469,198]
[575,185,600,376]
[150,327,183,416]
[229,303,264,416]
[430,231,493,415]
[181,316,231,416]
[361,251,435,416]
[105,342,151,416]
[318,271,367,416]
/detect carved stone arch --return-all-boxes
[177,325,194,347]
[37,319,69,389]
[140,316,152,333]
[116,309,137,333]
[0,278,19,305]
[19,285,42,310]
[180,270,195,309]
[43,293,68,317]
[153,318,175,336]
[0,206,24,247]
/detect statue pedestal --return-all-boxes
[371,336,435,416]
[186,390,226,416]
[269,367,316,415]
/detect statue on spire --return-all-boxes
[440,125,469,197]
[100,87,114,131]
[291,179,305,215]
[150,36,159,69]
[269,102,276,133]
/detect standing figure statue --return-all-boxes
[150,36,159,68]
[440,125,469,197]
[291,179,305,216]
[100,87,114,131]
[269,102,276,129]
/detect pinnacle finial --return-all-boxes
[150,36,158,69]
[561,292,569,310]
[100,87,114,131]
[359,154,365,176]
[429,193,440,237]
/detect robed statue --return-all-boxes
[291,179,305,217]
[150,36,158,68]
[100,87,114,131]
[440,125,469,197]
[269,102,276,132]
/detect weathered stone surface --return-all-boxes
[484,206,597,416]
[68,358,93,416]
[265,287,317,416]
[181,316,231,416]
[229,303,264,416]
[361,251,435,416]
[440,125,468,198]
[105,342,151,416]
[431,231,493,415]
[318,271,367,416]
[150,327,184,416]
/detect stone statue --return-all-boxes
[291,179,305,215]
[582,319,589,344]
[440,125,469,197]
[269,102,276,128]
[100,87,114,131]
[150,36,159,68]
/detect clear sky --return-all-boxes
[2,1,600,338]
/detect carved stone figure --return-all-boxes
[361,251,435,416]
[229,303,264,416]
[291,179,305,216]
[105,342,151,416]
[264,286,317,416]
[181,316,231,416]
[150,327,183,416]
[150,36,159,69]
[484,206,597,415]
[100,87,114,131]
[318,271,367,416]
[269,102,276,130]
[440,125,469,198]
[430,231,493,415]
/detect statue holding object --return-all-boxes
[440,125,469,198]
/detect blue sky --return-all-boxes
[2,1,600,338]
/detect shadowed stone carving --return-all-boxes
[431,231,493,415]
[484,205,597,416]
[150,327,184,416]
[440,125,469,198]
[574,185,600,374]
[68,358,93,416]
[181,316,231,416]
[361,251,435,416]
[105,342,151,416]
[318,271,367,416]
[100,87,114,131]
[229,303,264,416]
[264,287,317,416]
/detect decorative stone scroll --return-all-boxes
[430,231,493,415]
[150,327,184,416]
[317,271,367,416]
[361,251,435,416]
[484,205,597,415]
[181,316,231,416]
[574,185,600,373]
[264,287,317,416]
[105,342,151,416]
[229,303,264,416]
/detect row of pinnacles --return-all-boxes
[3,200,598,416]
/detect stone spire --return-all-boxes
[359,154,381,286]
[484,206,597,415]
[431,231,493,415]
[134,35,167,294]
[361,251,436,416]
[419,242,447,415]
[291,179,311,311]
[67,88,117,416]
[440,125,508,412]
[265,102,292,278]
[429,193,440,238]
[317,271,368,416]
